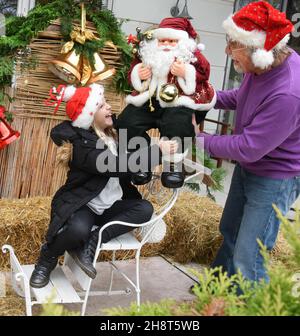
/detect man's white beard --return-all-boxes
[140,38,197,79]
[233,62,245,74]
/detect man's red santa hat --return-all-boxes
[153,17,205,51]
[223,1,294,69]
[45,84,104,129]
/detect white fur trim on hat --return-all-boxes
[72,83,105,130]
[153,28,189,41]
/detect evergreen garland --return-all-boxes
[0,0,133,104]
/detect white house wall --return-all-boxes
[17,0,35,16]
[113,0,235,133]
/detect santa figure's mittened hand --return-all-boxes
[138,65,152,81]
[171,59,186,78]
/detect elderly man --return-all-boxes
[195,1,300,285]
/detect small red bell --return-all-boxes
[0,106,20,150]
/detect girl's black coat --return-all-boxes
[46,121,160,243]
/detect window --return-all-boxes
[237,0,284,10]
[286,0,300,54]
[0,0,18,16]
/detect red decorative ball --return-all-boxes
[0,105,5,119]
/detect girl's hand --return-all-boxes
[138,65,152,80]
[158,139,178,155]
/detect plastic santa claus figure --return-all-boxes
[116,17,216,188]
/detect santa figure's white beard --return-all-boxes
[140,38,197,79]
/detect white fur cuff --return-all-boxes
[131,64,149,92]
[177,63,196,95]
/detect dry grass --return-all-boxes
[0,279,25,316]
[0,197,51,269]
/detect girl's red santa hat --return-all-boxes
[223,1,294,69]
[45,84,104,129]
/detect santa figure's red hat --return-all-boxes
[45,84,104,129]
[223,1,294,69]
[153,17,205,51]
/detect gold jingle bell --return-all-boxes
[48,49,81,84]
[159,83,179,103]
[86,52,116,85]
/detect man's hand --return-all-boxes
[138,64,152,81]
[171,59,186,78]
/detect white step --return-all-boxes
[22,265,82,304]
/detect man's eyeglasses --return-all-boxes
[226,35,247,53]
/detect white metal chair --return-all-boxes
[2,158,210,316]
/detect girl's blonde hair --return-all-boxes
[92,121,118,142]
[56,123,118,168]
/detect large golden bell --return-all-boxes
[159,83,179,103]
[86,52,116,84]
[48,49,81,84]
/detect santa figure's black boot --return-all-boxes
[131,171,153,185]
[161,162,185,189]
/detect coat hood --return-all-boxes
[50,120,98,146]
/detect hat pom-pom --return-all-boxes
[62,85,76,102]
[89,83,104,95]
[251,49,274,69]
[197,43,205,51]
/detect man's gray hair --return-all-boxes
[247,45,291,67]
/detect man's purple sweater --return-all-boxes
[199,50,300,179]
